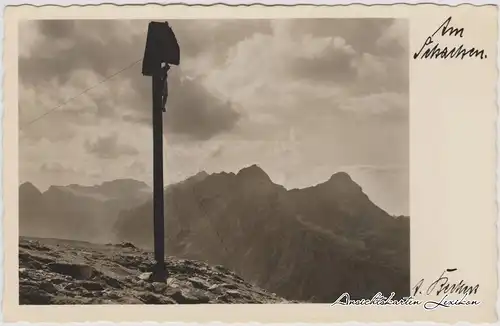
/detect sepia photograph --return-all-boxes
[18,17,410,305]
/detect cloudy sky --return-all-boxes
[19,18,409,216]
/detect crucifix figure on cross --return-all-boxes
[160,63,170,112]
[141,21,180,282]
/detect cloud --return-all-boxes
[280,19,408,93]
[339,92,408,116]
[40,161,78,174]
[19,19,256,141]
[164,74,241,140]
[201,18,409,139]
[171,19,273,68]
[19,18,408,144]
[19,20,142,86]
[122,70,241,141]
[376,19,409,56]
[84,133,139,159]
[127,160,147,172]
[282,18,403,57]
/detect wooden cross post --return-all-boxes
[142,21,180,282]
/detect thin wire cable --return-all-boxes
[20,58,142,130]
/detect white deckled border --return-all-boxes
[0,2,498,326]
[0,0,499,5]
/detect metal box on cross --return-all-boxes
[142,21,180,76]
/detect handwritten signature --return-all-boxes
[411,268,480,297]
[413,16,487,60]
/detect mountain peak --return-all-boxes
[322,171,362,191]
[180,170,209,186]
[19,182,42,197]
[194,171,209,179]
[236,164,271,181]
[328,171,353,182]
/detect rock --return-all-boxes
[188,277,212,289]
[138,272,152,281]
[19,285,53,304]
[226,289,240,296]
[135,279,147,288]
[215,294,231,303]
[102,290,121,299]
[168,288,210,304]
[20,240,50,252]
[62,283,85,292]
[39,281,58,294]
[166,277,183,289]
[152,282,167,293]
[47,262,93,280]
[50,296,93,305]
[50,277,69,285]
[207,284,224,295]
[214,265,228,271]
[219,282,238,290]
[78,281,104,291]
[117,296,145,304]
[116,242,137,249]
[101,276,122,289]
[62,280,104,292]
[24,259,43,270]
[138,292,176,304]
[20,279,39,287]
[82,290,100,298]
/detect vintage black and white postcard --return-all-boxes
[2,2,498,324]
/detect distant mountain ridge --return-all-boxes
[114,165,410,302]
[19,179,151,243]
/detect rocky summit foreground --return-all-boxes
[19,237,291,304]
